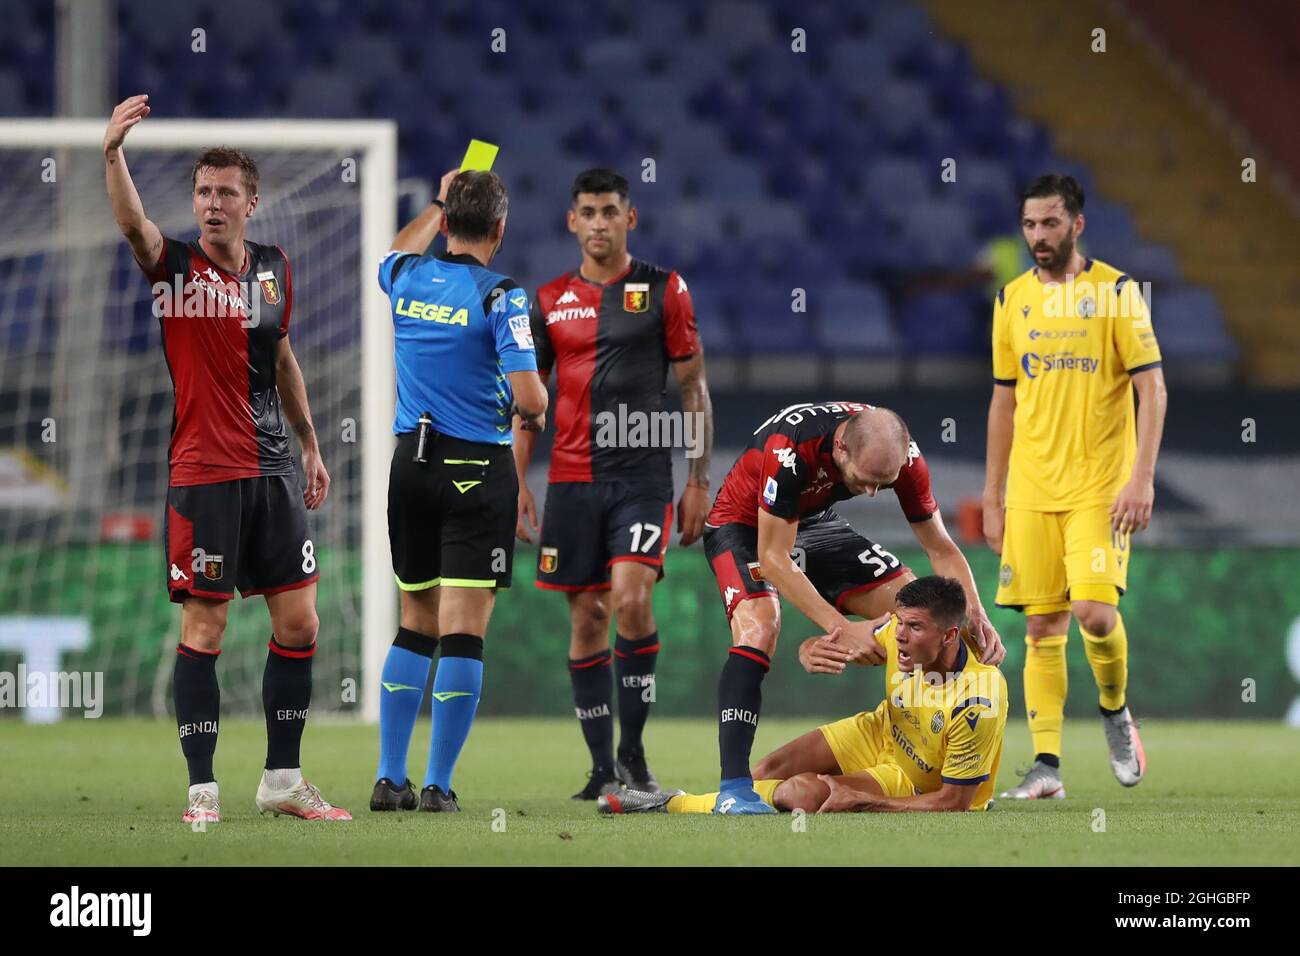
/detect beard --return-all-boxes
[1029,233,1075,272]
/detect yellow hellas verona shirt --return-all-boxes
[819,616,1009,811]
[992,259,1162,511]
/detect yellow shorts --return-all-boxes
[818,708,915,799]
[995,505,1129,614]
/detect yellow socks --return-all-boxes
[666,779,784,813]
[667,791,717,814]
[1024,634,1068,758]
[753,778,781,805]
[1081,614,1128,712]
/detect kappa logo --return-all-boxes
[676,274,688,293]
[203,267,222,283]
[170,564,189,582]
[556,289,580,305]
[724,586,740,607]
[773,447,798,472]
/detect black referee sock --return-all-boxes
[718,646,771,783]
[174,644,220,786]
[569,650,614,770]
[614,632,659,758]
[263,636,314,771]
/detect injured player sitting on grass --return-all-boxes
[601,576,1009,814]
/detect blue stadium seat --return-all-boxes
[0,71,26,115]
[704,2,777,55]
[685,158,766,200]
[334,33,405,91]
[826,37,897,90]
[1003,118,1052,184]
[864,157,932,224]
[867,80,934,145]
[284,69,362,117]
[1124,243,1182,285]
[742,284,815,353]
[955,158,1017,234]
[1080,198,1138,257]
[813,282,901,356]
[898,291,984,355]
[900,198,979,270]
[1155,287,1238,361]
[872,1,933,53]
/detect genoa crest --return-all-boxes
[623,283,649,313]
[257,270,282,305]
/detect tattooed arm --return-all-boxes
[672,351,713,546]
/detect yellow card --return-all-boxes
[460,139,499,171]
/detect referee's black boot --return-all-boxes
[419,784,461,813]
[370,777,418,811]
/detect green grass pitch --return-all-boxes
[1,717,1296,866]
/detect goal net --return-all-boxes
[0,120,396,721]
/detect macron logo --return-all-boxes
[556,289,580,305]
[50,886,151,937]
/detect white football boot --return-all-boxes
[255,769,352,820]
[182,782,221,824]
[999,760,1066,800]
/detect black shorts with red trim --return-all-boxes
[703,508,910,621]
[164,474,317,604]
[536,480,673,592]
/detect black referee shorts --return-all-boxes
[388,431,518,591]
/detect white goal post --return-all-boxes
[0,119,397,723]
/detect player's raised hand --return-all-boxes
[1110,474,1154,535]
[516,486,539,543]
[104,95,151,151]
[676,482,708,547]
[302,448,330,510]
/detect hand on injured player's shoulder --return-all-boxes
[798,631,853,674]
[965,609,1006,667]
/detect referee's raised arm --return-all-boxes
[390,167,460,254]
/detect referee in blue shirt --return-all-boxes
[370,168,547,813]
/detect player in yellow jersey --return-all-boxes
[598,576,1008,814]
[983,175,1168,799]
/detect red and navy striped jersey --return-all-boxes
[707,401,938,527]
[142,237,295,487]
[529,258,699,496]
